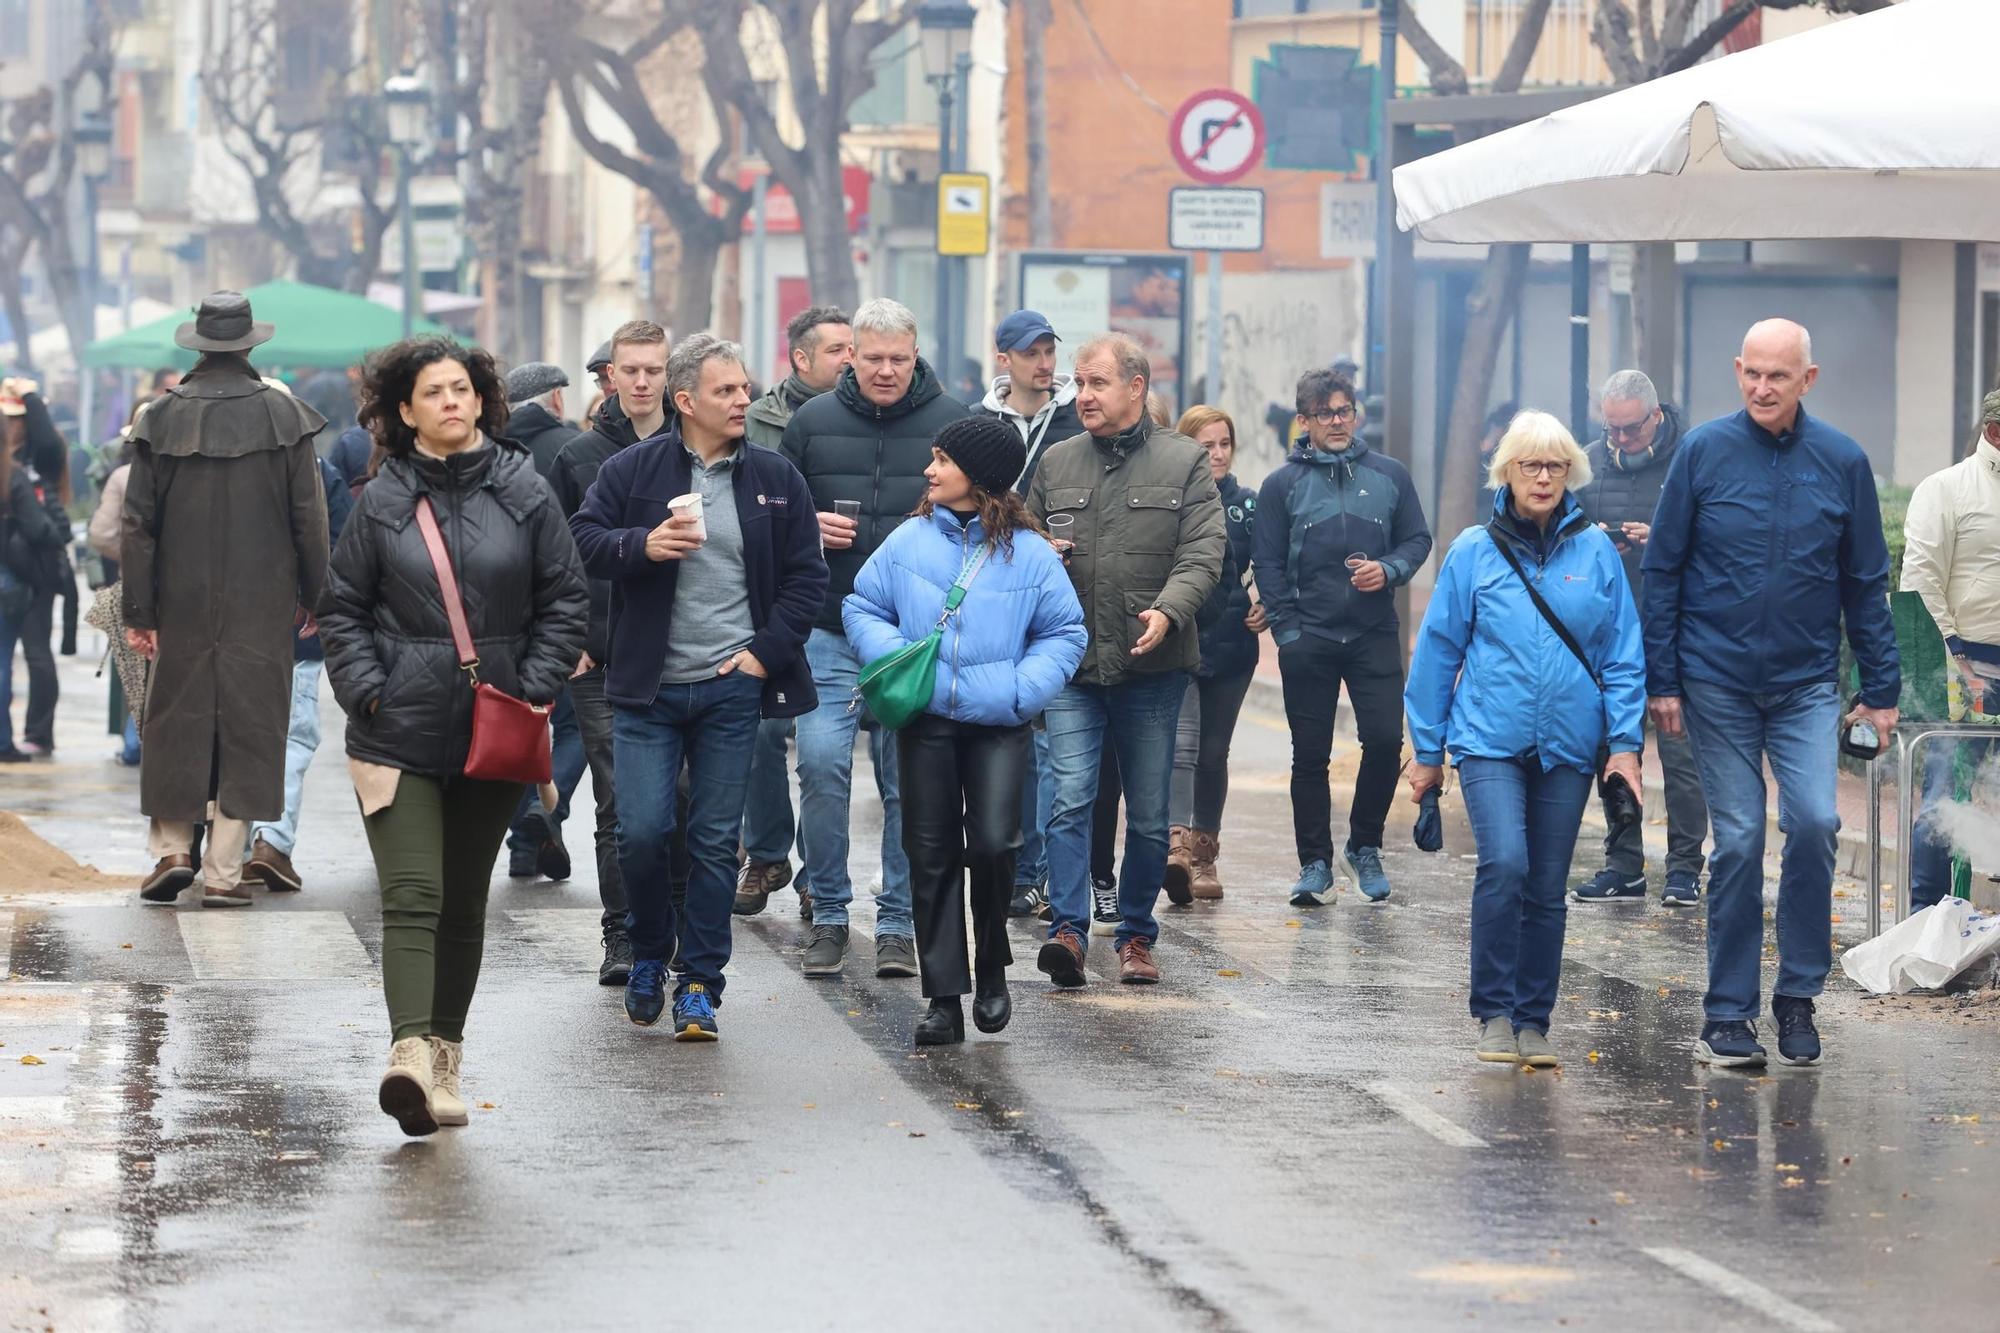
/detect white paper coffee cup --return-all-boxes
[669,492,706,539]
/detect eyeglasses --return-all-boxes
[1605,419,1652,441]
[1512,459,1571,480]
[1308,405,1357,425]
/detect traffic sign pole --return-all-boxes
[1206,251,1223,409]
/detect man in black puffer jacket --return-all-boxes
[501,362,583,479]
[779,297,968,980]
[1570,369,1709,906]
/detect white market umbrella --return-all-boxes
[1393,0,2000,243]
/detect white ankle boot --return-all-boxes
[379,1037,438,1137]
[428,1037,468,1127]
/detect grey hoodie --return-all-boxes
[973,372,1083,494]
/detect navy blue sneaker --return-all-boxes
[1573,868,1647,902]
[673,983,720,1042]
[1695,1020,1767,1068]
[1771,995,1820,1067]
[1661,871,1701,907]
[624,959,667,1026]
[1288,860,1335,907]
[1343,843,1391,902]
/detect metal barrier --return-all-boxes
[1864,722,1998,938]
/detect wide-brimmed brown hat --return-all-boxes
[174,290,274,353]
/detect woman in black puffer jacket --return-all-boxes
[319,337,586,1138]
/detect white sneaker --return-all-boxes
[379,1037,439,1137]
[429,1037,468,1127]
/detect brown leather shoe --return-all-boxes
[733,859,794,916]
[1189,830,1224,901]
[201,883,253,908]
[244,838,303,892]
[1118,938,1161,985]
[1163,826,1194,905]
[139,855,196,903]
[1036,930,1088,989]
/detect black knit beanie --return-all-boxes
[934,415,1027,497]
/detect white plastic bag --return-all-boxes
[1841,898,2000,994]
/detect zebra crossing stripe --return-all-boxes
[176,911,374,981]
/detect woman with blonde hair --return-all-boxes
[1403,409,1645,1069]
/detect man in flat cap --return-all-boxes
[122,291,330,908]
[504,361,580,479]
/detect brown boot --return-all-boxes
[139,855,195,904]
[244,838,303,892]
[1117,938,1161,985]
[1163,826,1194,905]
[1189,830,1224,900]
[733,859,793,916]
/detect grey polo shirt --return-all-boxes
[659,443,757,684]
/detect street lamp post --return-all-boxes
[74,106,112,441]
[919,1,975,387]
[384,72,430,339]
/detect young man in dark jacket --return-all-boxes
[543,319,664,983]
[972,309,1082,495]
[737,304,851,918]
[1570,369,1709,906]
[571,335,827,1041]
[780,297,968,979]
[1644,318,1900,1071]
[1026,333,1225,987]
[1253,367,1432,908]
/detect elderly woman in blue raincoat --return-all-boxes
[1403,410,1646,1070]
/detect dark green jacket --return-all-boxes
[745,375,817,451]
[1027,417,1225,686]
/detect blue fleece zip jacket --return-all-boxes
[842,507,1086,728]
[1640,407,1899,708]
[1252,438,1432,646]
[1406,490,1646,774]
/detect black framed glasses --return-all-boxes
[1513,459,1571,480]
[1307,405,1357,425]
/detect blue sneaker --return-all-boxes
[1343,843,1391,902]
[1661,871,1701,907]
[1288,860,1335,907]
[673,983,720,1042]
[1573,868,1647,902]
[1694,1020,1767,1068]
[1771,995,1820,1067]
[624,959,667,1026]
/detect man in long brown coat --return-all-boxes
[121,291,329,907]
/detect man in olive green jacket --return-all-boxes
[1027,333,1224,987]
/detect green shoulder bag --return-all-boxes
[857,544,990,731]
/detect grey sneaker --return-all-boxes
[1515,1027,1559,1069]
[1476,1017,1518,1063]
[802,924,849,977]
[875,933,919,978]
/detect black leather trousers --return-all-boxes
[897,713,1031,998]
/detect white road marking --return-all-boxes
[177,911,372,981]
[1365,1082,1487,1148]
[0,908,11,975]
[1641,1247,1841,1333]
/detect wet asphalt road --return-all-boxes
[3,655,1997,1332]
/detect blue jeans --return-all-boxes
[1910,677,2000,910]
[611,673,764,997]
[742,716,802,866]
[120,711,141,765]
[1683,680,1841,1022]
[1043,671,1187,950]
[1015,728,1053,888]
[795,629,912,936]
[250,659,323,856]
[1458,756,1593,1034]
[506,684,586,863]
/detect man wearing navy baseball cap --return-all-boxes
[974,309,1081,496]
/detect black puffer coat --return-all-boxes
[780,357,968,630]
[319,440,588,781]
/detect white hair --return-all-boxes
[1488,409,1594,491]
[851,298,919,341]
[1599,369,1658,415]
[527,386,562,412]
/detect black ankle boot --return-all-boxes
[914,997,965,1047]
[972,972,1011,1034]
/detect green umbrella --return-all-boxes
[82,279,454,370]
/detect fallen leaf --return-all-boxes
[478,1102,496,1109]
[1611,1191,1633,1205]
[952,1101,982,1111]
[1214,1068,1242,1079]
[907,1131,926,1138]
[1658,986,1670,998]
[120,943,134,950]
[802,1103,817,1110]
[1283,920,1302,930]
[1586,1051,1601,1063]
[18,1054,44,1066]
[1216,969,1241,978]
[1712,1139,1730,1152]
[848,1009,861,1017]
[1775,1163,1801,1172]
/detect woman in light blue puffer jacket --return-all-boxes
[844,416,1086,1047]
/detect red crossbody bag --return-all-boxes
[413,496,553,785]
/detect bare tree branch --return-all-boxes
[1591,0,1650,86]
[1398,7,1468,97]
[1492,0,1555,93]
